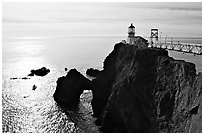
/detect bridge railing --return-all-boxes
[148,41,202,55]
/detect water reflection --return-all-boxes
[2,44,99,133]
[2,65,99,133]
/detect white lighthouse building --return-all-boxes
[126,23,148,48]
[127,23,136,45]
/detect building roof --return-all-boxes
[128,23,135,28]
[151,28,158,31]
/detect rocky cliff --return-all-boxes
[91,39,202,132]
[54,69,91,109]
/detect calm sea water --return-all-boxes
[2,36,202,133]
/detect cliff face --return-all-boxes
[91,41,202,132]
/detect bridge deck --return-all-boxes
[149,42,202,55]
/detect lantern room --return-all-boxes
[128,23,135,36]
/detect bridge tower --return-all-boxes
[150,29,159,47]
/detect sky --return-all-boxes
[2,2,202,38]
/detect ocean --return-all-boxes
[2,36,202,133]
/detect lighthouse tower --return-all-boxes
[127,23,136,44]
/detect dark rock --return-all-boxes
[91,43,125,118]
[189,105,199,115]
[10,77,30,80]
[28,67,50,76]
[22,77,30,79]
[94,118,102,126]
[53,68,91,108]
[32,85,37,90]
[28,72,34,76]
[23,96,29,98]
[28,70,35,76]
[10,77,18,80]
[91,40,202,132]
[65,68,68,71]
[86,68,100,77]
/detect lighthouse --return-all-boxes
[127,23,136,44]
[126,23,148,48]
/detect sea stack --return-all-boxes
[53,69,91,108]
[28,67,50,76]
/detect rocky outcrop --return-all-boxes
[91,39,202,132]
[53,69,91,108]
[10,77,30,80]
[32,85,37,90]
[86,68,100,77]
[28,67,50,76]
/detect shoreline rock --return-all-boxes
[53,69,91,109]
[28,67,50,76]
[10,77,30,80]
[32,85,37,90]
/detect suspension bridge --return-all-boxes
[148,29,202,55]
